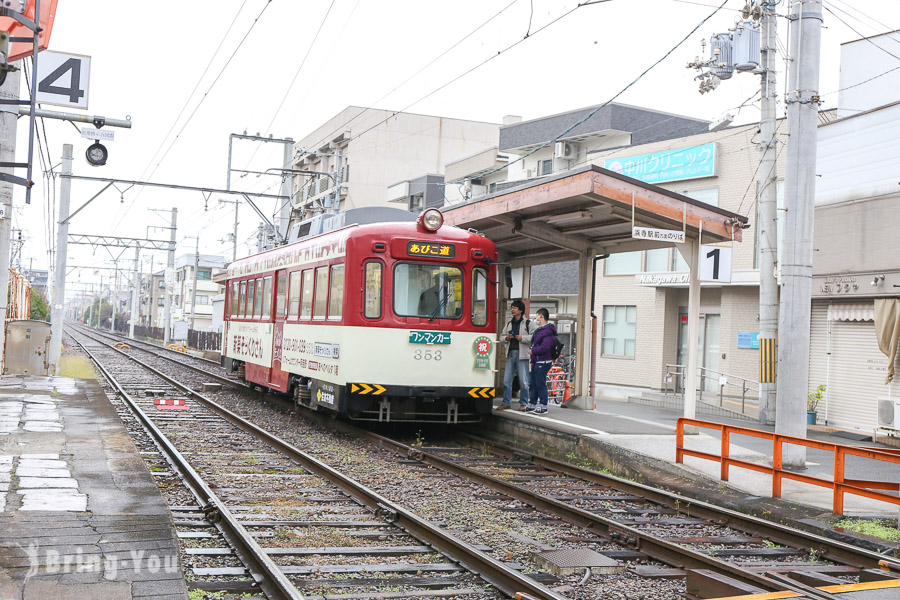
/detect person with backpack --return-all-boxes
[496,300,536,410]
[526,308,557,414]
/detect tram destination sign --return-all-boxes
[409,331,452,345]
[407,241,455,259]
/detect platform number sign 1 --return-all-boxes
[699,245,732,283]
[36,51,91,109]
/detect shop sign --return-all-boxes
[737,331,759,349]
[604,143,716,184]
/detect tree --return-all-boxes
[29,288,49,321]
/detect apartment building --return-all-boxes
[173,254,225,331]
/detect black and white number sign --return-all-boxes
[36,51,91,109]
[699,245,732,283]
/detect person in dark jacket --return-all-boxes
[526,308,556,414]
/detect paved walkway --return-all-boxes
[488,395,900,518]
[0,376,186,600]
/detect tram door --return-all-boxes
[269,271,288,391]
[677,313,721,393]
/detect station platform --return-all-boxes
[480,394,900,527]
[0,376,186,600]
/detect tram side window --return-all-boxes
[262,276,273,319]
[313,267,329,318]
[245,280,255,318]
[472,267,488,326]
[364,262,382,319]
[328,265,344,319]
[253,278,263,317]
[288,272,301,318]
[300,269,314,318]
[275,273,286,317]
[230,282,239,316]
[239,281,248,318]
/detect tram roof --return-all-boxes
[442,164,749,264]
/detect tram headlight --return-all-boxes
[420,208,443,232]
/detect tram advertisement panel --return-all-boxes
[225,322,273,368]
[281,324,495,388]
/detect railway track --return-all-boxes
[66,325,565,600]
[346,428,900,599]
[65,323,900,599]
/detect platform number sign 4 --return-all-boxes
[36,51,91,109]
[699,245,732,283]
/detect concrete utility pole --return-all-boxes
[129,245,139,339]
[48,144,73,373]
[110,260,119,333]
[218,198,239,262]
[777,0,823,468]
[189,236,199,332]
[757,2,779,425]
[163,208,177,344]
[0,69,19,374]
[280,139,293,240]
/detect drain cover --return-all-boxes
[531,548,624,576]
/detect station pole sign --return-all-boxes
[632,226,685,243]
[699,245,733,283]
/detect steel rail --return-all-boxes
[67,329,304,600]
[73,324,246,390]
[454,431,900,572]
[336,424,899,595]
[69,326,567,600]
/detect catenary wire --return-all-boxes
[111,0,273,232]
[470,0,730,182]
[305,0,525,154]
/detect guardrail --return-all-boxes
[676,417,900,514]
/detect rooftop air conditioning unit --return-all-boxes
[877,399,900,430]
[554,141,576,160]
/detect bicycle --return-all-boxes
[546,352,573,405]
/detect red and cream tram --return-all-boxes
[222,208,499,422]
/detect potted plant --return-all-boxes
[807,384,825,425]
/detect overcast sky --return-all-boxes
[8,0,900,293]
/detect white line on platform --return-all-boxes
[525,413,609,435]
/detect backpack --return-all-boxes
[550,336,564,361]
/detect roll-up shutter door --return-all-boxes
[821,301,892,431]
[808,301,829,404]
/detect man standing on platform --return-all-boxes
[496,300,535,411]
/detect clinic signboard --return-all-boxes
[604,143,716,184]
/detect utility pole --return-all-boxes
[129,245,139,339]
[110,260,118,333]
[218,198,239,262]
[757,2,778,425]
[189,235,199,332]
[163,208,177,344]
[0,69,20,374]
[48,144,73,374]
[86,284,92,326]
[777,0,823,468]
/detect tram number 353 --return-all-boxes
[413,350,443,361]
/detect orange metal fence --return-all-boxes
[676,417,900,514]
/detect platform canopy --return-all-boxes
[443,164,747,263]
[442,163,750,419]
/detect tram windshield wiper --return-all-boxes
[428,288,449,322]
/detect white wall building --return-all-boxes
[291,107,500,219]
[174,254,225,331]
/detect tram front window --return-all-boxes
[394,263,463,319]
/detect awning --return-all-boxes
[828,303,875,322]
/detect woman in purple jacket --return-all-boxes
[527,308,556,414]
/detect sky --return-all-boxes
[7,0,900,297]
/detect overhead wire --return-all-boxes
[111,0,273,231]
[470,0,730,182]
[304,0,525,153]
[344,1,612,151]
